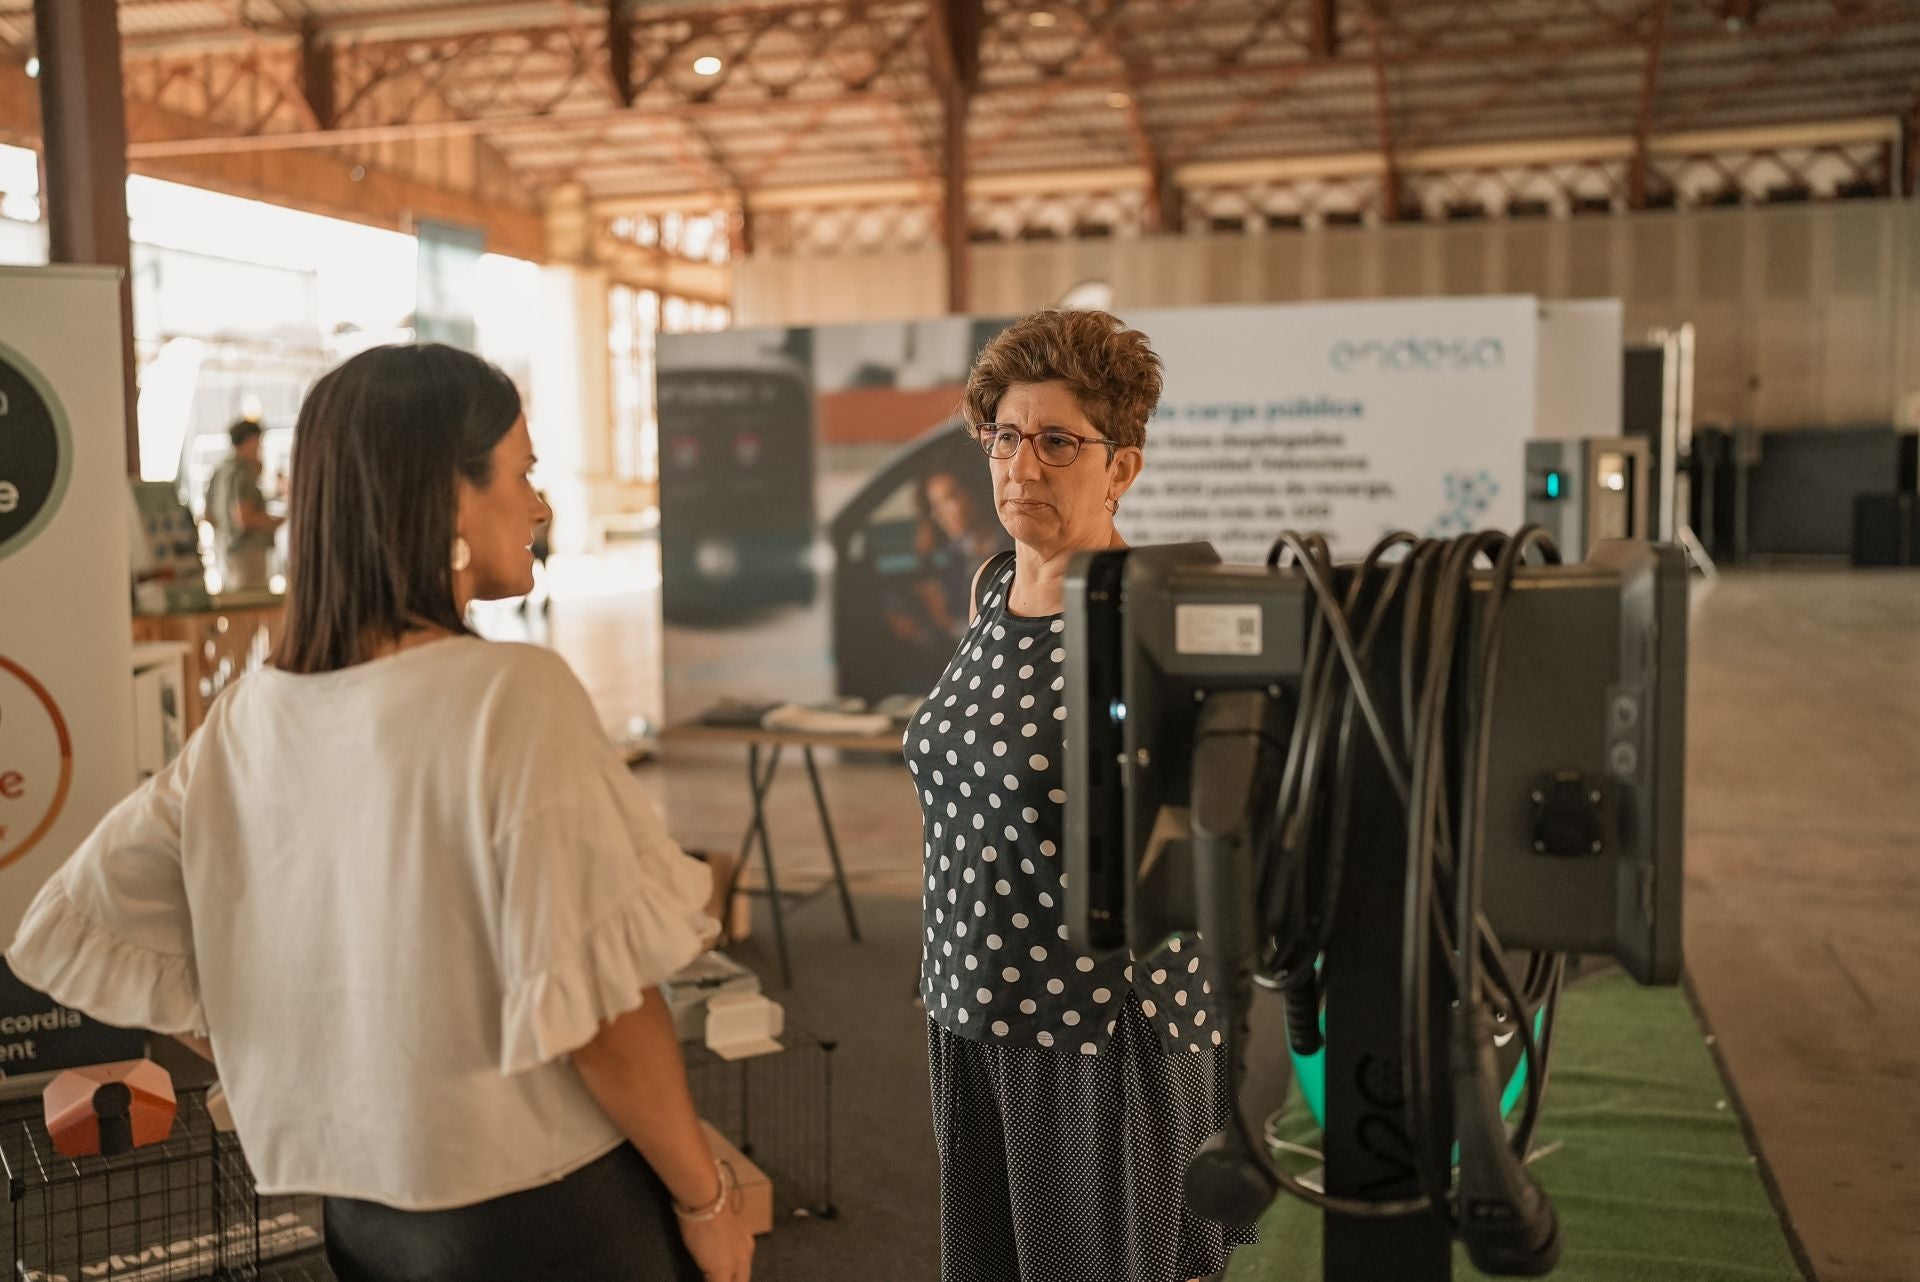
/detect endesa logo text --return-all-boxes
[1328,336,1506,372]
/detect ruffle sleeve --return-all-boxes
[5,763,205,1036]
[495,757,716,1075]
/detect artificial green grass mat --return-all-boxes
[1227,970,1803,1281]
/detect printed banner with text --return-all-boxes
[1114,297,1536,561]
[0,267,143,1075]
[657,297,1538,726]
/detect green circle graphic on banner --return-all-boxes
[0,342,76,563]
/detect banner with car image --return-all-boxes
[656,297,1538,724]
[657,317,1013,727]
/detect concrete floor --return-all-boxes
[1681,569,1920,1282]
[511,558,1920,1282]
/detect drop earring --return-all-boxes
[451,536,472,572]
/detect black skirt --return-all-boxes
[322,1143,702,1282]
[928,992,1259,1282]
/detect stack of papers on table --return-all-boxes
[663,950,762,1042]
[760,702,891,736]
[699,699,783,728]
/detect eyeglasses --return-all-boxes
[973,423,1123,467]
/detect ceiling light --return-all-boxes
[25,56,40,78]
[1028,11,1058,28]
[1107,91,1131,109]
[693,55,723,76]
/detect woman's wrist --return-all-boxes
[672,1158,738,1221]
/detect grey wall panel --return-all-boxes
[1682,302,1753,426]
[1754,305,1822,425]
[1442,223,1493,295]
[1696,210,1747,303]
[1316,228,1370,299]
[1823,297,1895,425]
[1829,205,1888,298]
[1896,203,1920,428]
[1384,228,1429,296]
[733,200,1920,429]
[1763,210,1814,303]
[1631,216,1678,304]
[1262,232,1308,302]
[1502,221,1553,297]
[1566,218,1618,300]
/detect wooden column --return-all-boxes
[1904,93,1919,197]
[942,80,970,312]
[33,0,138,473]
[1628,0,1674,208]
[929,0,983,314]
[1366,12,1398,222]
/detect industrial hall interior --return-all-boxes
[0,1,1915,1281]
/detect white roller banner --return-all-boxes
[0,266,140,1074]
[1115,296,1538,560]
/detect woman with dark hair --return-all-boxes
[7,345,754,1282]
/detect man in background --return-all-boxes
[204,419,283,593]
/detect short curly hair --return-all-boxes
[964,309,1162,450]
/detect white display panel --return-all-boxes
[0,266,136,941]
[1116,296,1539,560]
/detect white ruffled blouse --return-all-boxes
[6,637,714,1210]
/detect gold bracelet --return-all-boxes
[673,1159,737,1222]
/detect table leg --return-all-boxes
[743,743,794,988]
[802,747,863,942]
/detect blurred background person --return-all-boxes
[203,417,283,592]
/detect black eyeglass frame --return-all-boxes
[970,422,1126,466]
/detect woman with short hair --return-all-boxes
[8,344,753,1282]
[909,310,1256,1282]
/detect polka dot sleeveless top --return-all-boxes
[906,557,1220,1055]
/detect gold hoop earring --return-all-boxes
[1104,497,1119,516]
[451,536,472,573]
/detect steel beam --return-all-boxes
[124,87,905,157]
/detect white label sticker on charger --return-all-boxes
[1175,604,1263,656]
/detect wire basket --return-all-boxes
[684,1023,837,1221]
[0,1085,331,1282]
[0,1027,835,1281]
[0,1088,229,1282]
[210,1132,326,1280]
